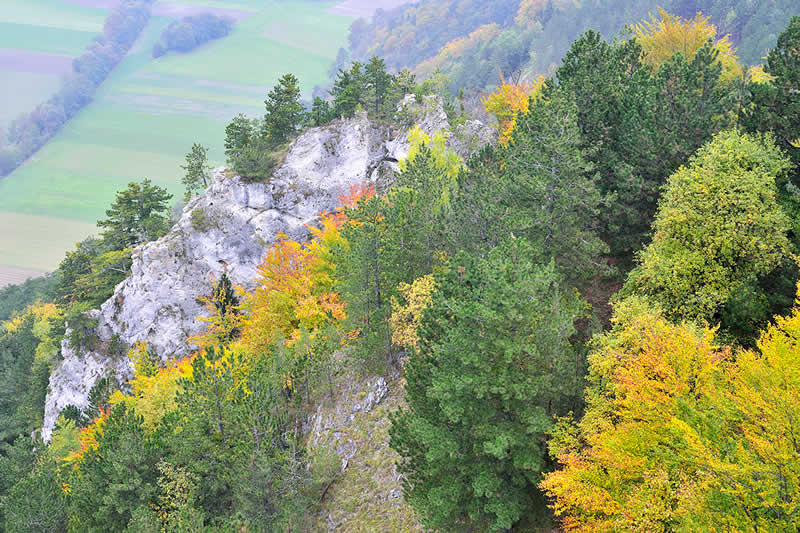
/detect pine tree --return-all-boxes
[331,62,364,118]
[390,238,584,531]
[364,56,393,118]
[181,143,211,201]
[309,96,332,126]
[334,192,394,368]
[223,113,254,164]
[97,179,173,250]
[743,16,800,172]
[263,73,303,145]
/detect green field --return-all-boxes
[0,1,109,131]
[0,22,100,55]
[0,210,96,271]
[0,72,63,127]
[0,0,354,276]
[3,0,108,32]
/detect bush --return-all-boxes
[152,13,234,57]
[231,142,276,182]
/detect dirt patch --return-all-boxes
[0,48,73,76]
[61,0,119,8]
[151,2,254,22]
[328,0,412,18]
[0,266,45,288]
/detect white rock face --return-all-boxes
[42,98,492,440]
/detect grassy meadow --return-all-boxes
[0,0,354,284]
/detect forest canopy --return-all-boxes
[0,7,799,533]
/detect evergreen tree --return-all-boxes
[390,238,584,531]
[331,62,365,118]
[181,142,211,201]
[335,193,394,367]
[67,405,159,532]
[263,73,303,145]
[3,458,67,533]
[365,56,393,118]
[552,30,734,259]
[309,96,332,126]
[743,16,800,173]
[0,314,41,444]
[447,93,605,283]
[97,179,173,250]
[224,113,255,164]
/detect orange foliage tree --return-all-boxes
[238,213,347,358]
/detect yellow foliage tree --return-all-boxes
[541,290,800,531]
[398,125,463,208]
[482,74,546,145]
[109,342,194,433]
[416,23,501,78]
[515,0,546,28]
[3,302,63,365]
[239,213,346,357]
[389,274,435,350]
[65,408,109,464]
[633,8,742,82]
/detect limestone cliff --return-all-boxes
[42,97,492,440]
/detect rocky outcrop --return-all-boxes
[306,365,422,531]
[42,97,492,440]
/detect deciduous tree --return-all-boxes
[624,130,792,326]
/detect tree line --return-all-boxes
[339,0,797,94]
[219,56,463,182]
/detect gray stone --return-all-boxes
[42,97,490,441]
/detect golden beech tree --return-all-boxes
[633,8,742,82]
[65,408,109,465]
[239,213,346,356]
[514,0,547,29]
[541,292,800,532]
[482,73,545,145]
[416,24,501,79]
[389,274,435,350]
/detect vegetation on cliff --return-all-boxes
[0,9,798,533]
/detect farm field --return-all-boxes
[0,0,356,283]
[0,0,109,131]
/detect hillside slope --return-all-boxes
[42,95,492,440]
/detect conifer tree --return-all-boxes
[331,62,365,118]
[309,96,332,126]
[223,113,254,163]
[181,143,211,201]
[390,238,584,531]
[97,179,173,250]
[743,16,800,171]
[365,56,393,118]
[263,73,303,145]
